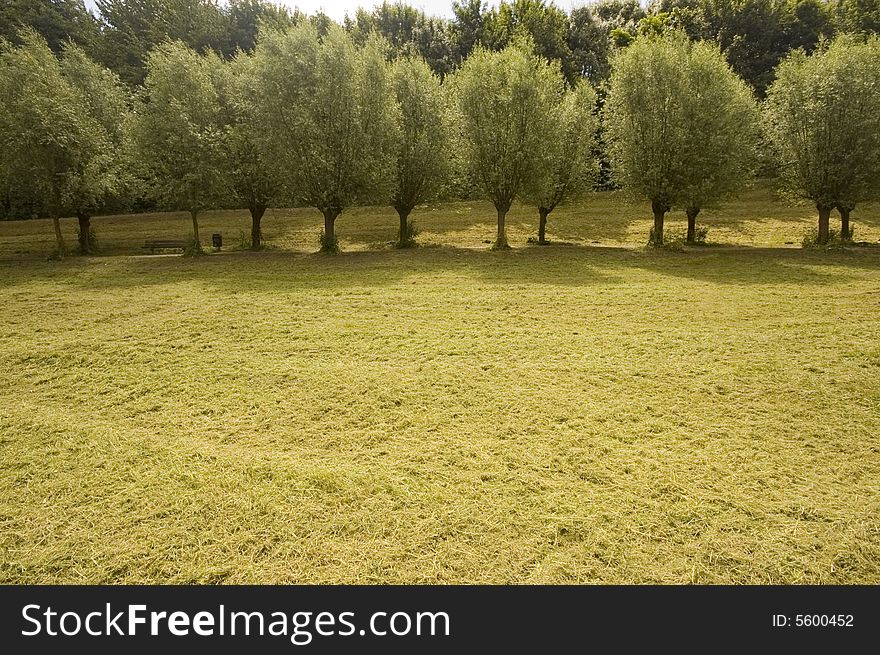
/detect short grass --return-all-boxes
[1,185,879,584]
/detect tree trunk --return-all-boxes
[494,207,509,249]
[837,205,851,241]
[321,207,339,251]
[190,209,200,245]
[686,207,700,243]
[77,212,92,254]
[651,200,667,246]
[538,207,550,244]
[52,215,66,258]
[397,206,412,247]
[817,205,832,244]
[250,204,265,250]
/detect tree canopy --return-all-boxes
[252,24,399,251]
[130,40,227,248]
[389,55,451,247]
[452,40,562,248]
[764,35,880,242]
[523,81,600,244]
[0,29,124,256]
[604,33,759,245]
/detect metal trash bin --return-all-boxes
[212,233,222,250]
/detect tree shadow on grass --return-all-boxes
[2,241,876,299]
[626,246,880,286]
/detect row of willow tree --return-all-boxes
[1,24,879,256]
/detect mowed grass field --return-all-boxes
[1,186,879,583]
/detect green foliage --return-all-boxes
[692,224,710,244]
[679,41,761,212]
[524,81,600,214]
[216,50,277,221]
[347,2,454,77]
[604,33,760,240]
[451,38,562,244]
[390,55,451,219]
[0,30,126,255]
[764,36,880,211]
[801,226,844,248]
[183,237,204,257]
[252,24,399,248]
[130,41,227,220]
[0,0,100,55]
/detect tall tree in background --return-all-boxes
[833,0,880,34]
[96,0,228,85]
[678,41,760,242]
[130,41,227,250]
[764,36,880,243]
[452,40,561,249]
[253,25,399,252]
[523,82,599,244]
[0,0,99,55]
[223,0,300,54]
[0,30,117,258]
[566,5,613,84]
[347,2,455,76]
[389,55,451,247]
[451,0,487,64]
[483,0,577,83]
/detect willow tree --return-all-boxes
[451,40,561,249]
[678,42,760,243]
[0,31,117,258]
[765,36,880,243]
[61,43,130,254]
[253,24,399,252]
[390,55,451,248]
[130,41,226,250]
[217,50,278,250]
[523,81,599,245]
[604,34,691,246]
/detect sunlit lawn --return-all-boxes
[1,185,879,583]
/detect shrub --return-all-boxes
[648,226,685,250]
[801,227,845,249]
[692,224,709,244]
[183,238,204,257]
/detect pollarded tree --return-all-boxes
[389,54,451,248]
[678,41,760,243]
[61,42,130,254]
[0,30,112,258]
[253,24,399,252]
[130,41,227,250]
[451,39,561,249]
[216,50,278,250]
[523,81,599,245]
[764,36,880,243]
[603,33,692,245]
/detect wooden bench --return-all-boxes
[143,239,190,253]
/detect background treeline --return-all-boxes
[4,0,879,90]
[1,0,879,253]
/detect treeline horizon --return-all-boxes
[1,0,879,255]
[4,0,879,90]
